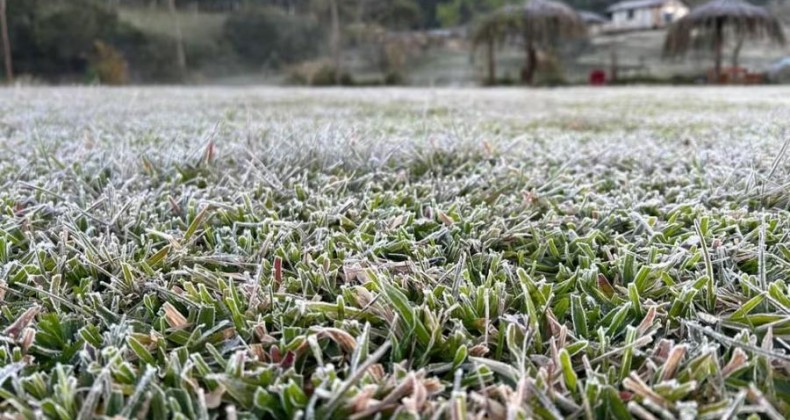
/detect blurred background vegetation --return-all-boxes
[0,0,788,85]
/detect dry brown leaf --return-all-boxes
[3,305,41,339]
[660,344,687,381]
[469,344,490,357]
[205,385,226,409]
[722,347,749,377]
[317,327,357,353]
[162,302,188,329]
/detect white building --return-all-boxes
[604,0,688,32]
[579,11,609,35]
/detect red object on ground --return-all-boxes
[589,69,607,85]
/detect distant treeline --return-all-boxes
[119,0,446,27]
[4,0,184,83]
[2,0,779,84]
[0,0,449,84]
[124,0,777,23]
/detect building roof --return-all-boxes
[606,0,669,12]
[579,10,609,23]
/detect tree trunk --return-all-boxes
[356,0,367,24]
[609,43,618,83]
[713,19,723,84]
[329,0,341,85]
[522,41,537,85]
[168,0,187,80]
[487,38,496,85]
[0,0,12,84]
[731,35,744,69]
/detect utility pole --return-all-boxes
[0,0,13,84]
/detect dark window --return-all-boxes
[627,9,635,19]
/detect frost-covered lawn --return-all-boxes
[2,87,790,418]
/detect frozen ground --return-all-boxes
[2,87,790,418]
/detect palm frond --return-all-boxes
[471,0,587,48]
[664,0,785,57]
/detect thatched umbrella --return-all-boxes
[471,10,521,85]
[664,0,785,83]
[520,0,587,84]
[472,0,586,85]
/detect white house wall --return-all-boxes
[661,0,688,21]
[611,8,656,30]
[605,0,689,32]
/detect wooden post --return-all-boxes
[0,0,12,84]
[168,0,187,80]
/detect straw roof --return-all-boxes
[521,0,587,42]
[579,11,608,24]
[472,0,586,47]
[664,0,785,56]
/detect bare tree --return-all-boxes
[168,0,187,79]
[731,34,744,69]
[329,0,341,84]
[472,11,518,85]
[0,0,12,83]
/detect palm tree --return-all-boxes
[0,0,12,83]
[664,0,785,83]
[471,0,586,86]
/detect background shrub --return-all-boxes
[89,41,129,85]
[223,7,324,69]
[5,0,179,83]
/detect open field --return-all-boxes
[2,87,790,418]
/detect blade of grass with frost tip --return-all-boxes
[619,326,637,381]
[606,303,632,337]
[558,348,578,396]
[323,340,392,417]
[469,357,520,384]
[694,219,716,311]
[147,245,170,267]
[729,293,765,322]
[759,219,767,291]
[120,365,157,418]
[127,336,158,365]
[372,271,431,346]
[184,205,213,243]
[77,369,109,420]
[760,134,790,206]
[571,294,589,339]
[0,363,24,388]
